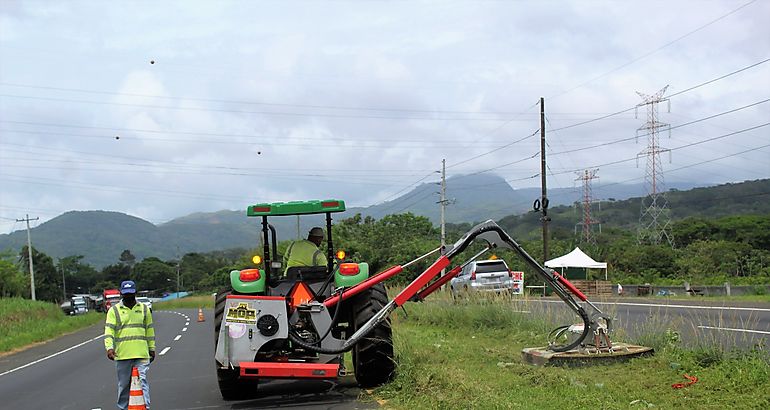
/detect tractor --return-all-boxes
[214,199,613,399]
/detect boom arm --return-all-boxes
[306,220,611,353]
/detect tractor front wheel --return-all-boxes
[350,282,395,387]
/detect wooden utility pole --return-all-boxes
[539,98,550,263]
[17,214,39,300]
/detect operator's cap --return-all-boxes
[308,227,324,237]
[120,280,137,294]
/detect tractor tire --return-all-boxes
[214,289,257,400]
[350,282,395,387]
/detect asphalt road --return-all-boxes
[524,298,770,349]
[0,308,374,410]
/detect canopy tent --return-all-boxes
[545,247,608,280]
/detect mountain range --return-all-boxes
[2,173,758,268]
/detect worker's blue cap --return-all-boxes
[120,280,137,294]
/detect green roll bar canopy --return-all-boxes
[247,199,346,217]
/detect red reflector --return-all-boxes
[339,263,360,276]
[288,282,315,309]
[252,206,271,212]
[239,269,261,282]
[321,201,339,208]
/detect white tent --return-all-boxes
[545,247,608,280]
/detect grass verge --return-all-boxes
[0,297,104,354]
[155,294,214,310]
[373,294,770,409]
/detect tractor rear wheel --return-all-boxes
[214,289,257,400]
[350,282,395,387]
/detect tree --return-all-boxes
[133,257,175,292]
[58,255,100,295]
[119,249,137,274]
[19,246,61,302]
[0,251,26,297]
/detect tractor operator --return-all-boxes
[283,226,328,273]
[105,280,155,410]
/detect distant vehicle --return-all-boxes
[60,301,73,315]
[71,296,88,315]
[136,296,152,312]
[99,289,121,312]
[450,259,523,297]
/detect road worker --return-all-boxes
[283,226,328,274]
[105,280,155,410]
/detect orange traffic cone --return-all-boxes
[128,367,146,410]
[197,307,205,322]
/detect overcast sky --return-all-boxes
[1,0,768,233]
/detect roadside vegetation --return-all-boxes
[0,297,103,354]
[154,294,214,310]
[372,293,769,409]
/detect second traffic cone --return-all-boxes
[128,367,146,410]
[197,307,205,322]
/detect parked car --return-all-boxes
[136,296,153,312]
[450,259,523,297]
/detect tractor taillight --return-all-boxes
[508,269,513,278]
[339,263,359,276]
[471,271,476,280]
[239,269,261,282]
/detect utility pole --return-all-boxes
[439,158,447,251]
[17,214,39,300]
[539,97,550,262]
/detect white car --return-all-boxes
[450,259,523,297]
[136,296,153,312]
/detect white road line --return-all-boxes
[159,347,172,356]
[0,334,104,378]
[185,322,189,326]
[537,299,770,312]
[174,335,182,341]
[697,325,770,335]
[182,327,188,332]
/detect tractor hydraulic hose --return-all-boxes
[289,300,397,354]
[316,288,344,343]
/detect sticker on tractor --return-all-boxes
[226,302,257,324]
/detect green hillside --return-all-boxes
[497,178,770,240]
[0,179,766,268]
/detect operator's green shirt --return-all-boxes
[104,301,156,359]
[283,239,327,273]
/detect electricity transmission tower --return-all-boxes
[574,169,600,245]
[636,86,674,247]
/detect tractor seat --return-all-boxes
[268,266,331,297]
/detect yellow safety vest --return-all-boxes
[104,301,155,359]
[283,240,327,273]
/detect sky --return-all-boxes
[1,0,768,234]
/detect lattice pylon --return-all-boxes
[636,86,674,247]
[575,169,600,245]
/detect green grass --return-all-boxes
[0,297,104,354]
[154,294,214,310]
[373,293,770,409]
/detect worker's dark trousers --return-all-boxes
[115,358,150,409]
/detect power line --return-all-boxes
[446,128,540,169]
[548,122,770,177]
[548,57,770,133]
[0,93,527,122]
[0,81,542,116]
[548,97,770,156]
[548,0,759,101]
